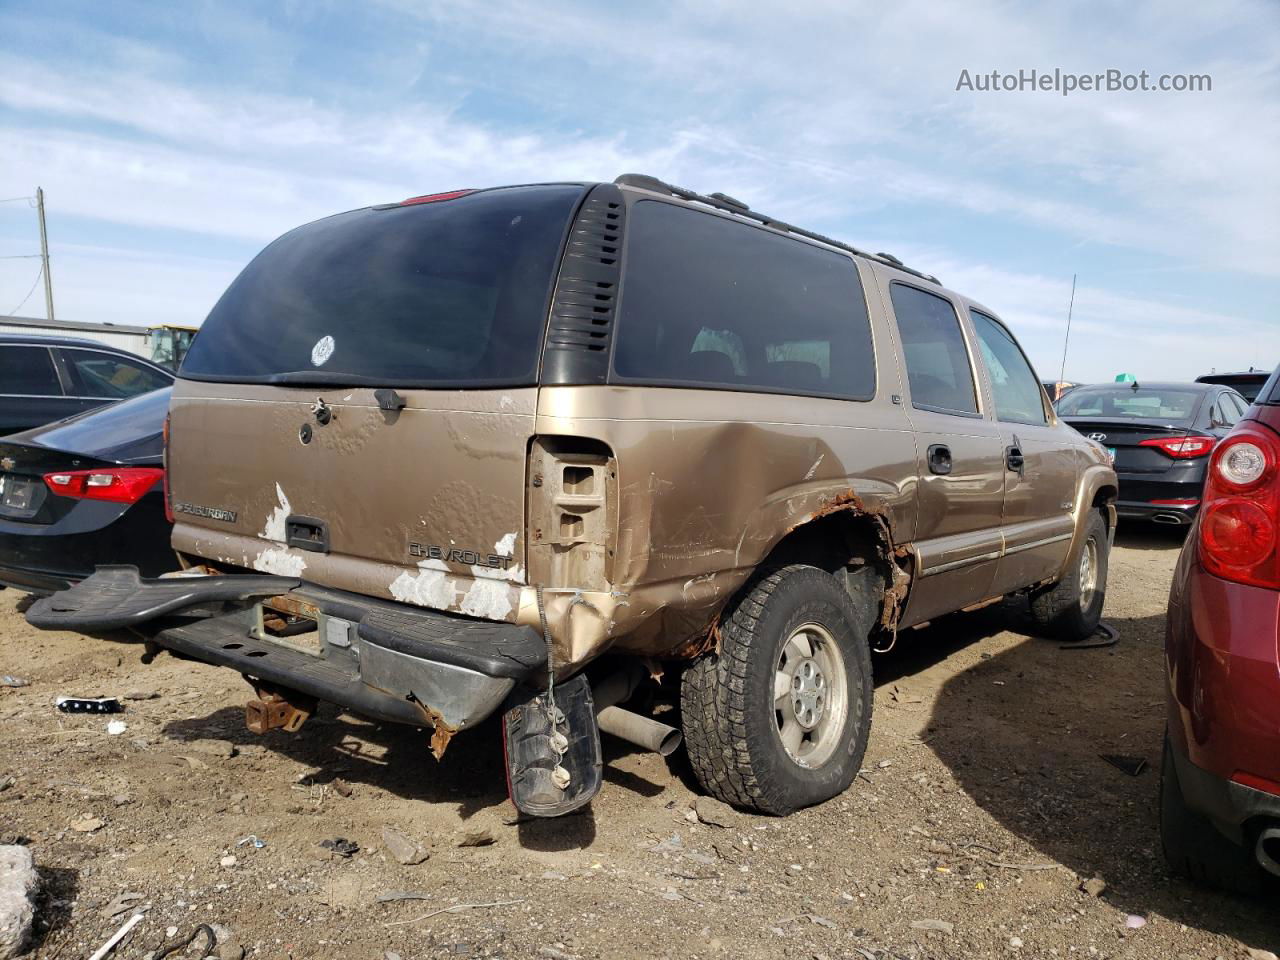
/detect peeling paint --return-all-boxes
[459,575,514,620]
[260,483,291,542]
[804,454,825,480]
[254,546,307,577]
[495,532,517,556]
[389,557,457,609]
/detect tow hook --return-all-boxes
[245,684,316,734]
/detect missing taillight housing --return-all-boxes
[44,467,164,504]
[1199,426,1280,588]
[1139,434,1217,458]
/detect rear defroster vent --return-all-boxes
[541,184,625,384]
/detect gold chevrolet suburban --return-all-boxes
[28,175,1117,817]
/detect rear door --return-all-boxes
[0,343,77,435]
[967,308,1078,594]
[166,184,589,615]
[878,277,1007,624]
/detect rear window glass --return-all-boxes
[611,201,875,400]
[1057,386,1202,422]
[181,185,585,387]
[0,345,60,395]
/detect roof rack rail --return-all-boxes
[613,173,941,284]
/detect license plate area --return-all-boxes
[0,474,45,520]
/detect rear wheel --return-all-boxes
[1029,509,1109,640]
[1160,731,1264,895]
[680,564,873,815]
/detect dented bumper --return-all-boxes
[26,567,549,742]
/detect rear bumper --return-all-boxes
[1116,499,1199,524]
[1167,736,1280,844]
[0,495,176,595]
[1115,468,1205,523]
[25,567,548,733]
[1166,550,1280,839]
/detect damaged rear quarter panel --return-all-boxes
[526,384,920,664]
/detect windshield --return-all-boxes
[180,184,586,387]
[1057,386,1203,423]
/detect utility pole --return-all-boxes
[36,186,55,322]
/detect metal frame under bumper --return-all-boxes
[26,567,549,733]
[153,607,522,732]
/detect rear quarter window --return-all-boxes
[610,200,876,400]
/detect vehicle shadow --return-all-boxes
[160,697,605,851]
[1113,521,1189,552]
[912,607,1278,948]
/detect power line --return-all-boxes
[0,196,35,205]
[7,263,44,315]
[0,254,41,260]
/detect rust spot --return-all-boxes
[810,489,865,521]
[408,694,460,760]
[668,615,722,660]
[263,594,321,619]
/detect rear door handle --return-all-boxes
[927,443,953,475]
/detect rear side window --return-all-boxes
[889,284,978,415]
[0,345,61,395]
[181,185,586,387]
[62,349,171,398]
[611,201,875,400]
[970,310,1047,425]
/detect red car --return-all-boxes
[1163,367,1280,893]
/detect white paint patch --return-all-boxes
[470,562,524,583]
[459,577,513,620]
[254,546,307,577]
[499,395,515,410]
[260,484,291,542]
[389,558,457,609]
[495,532,517,557]
[804,454,825,481]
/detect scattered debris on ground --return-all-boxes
[0,531,1275,958]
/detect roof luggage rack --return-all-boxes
[614,173,941,285]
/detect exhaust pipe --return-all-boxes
[597,705,682,756]
[1256,825,1280,878]
[591,663,683,757]
[1152,513,1185,526]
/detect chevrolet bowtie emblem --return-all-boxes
[0,457,14,471]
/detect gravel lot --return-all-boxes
[1,527,1276,959]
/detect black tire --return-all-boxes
[1160,731,1264,895]
[680,564,874,815]
[1029,509,1109,640]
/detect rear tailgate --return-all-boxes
[168,382,534,620]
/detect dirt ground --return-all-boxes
[1,527,1277,960]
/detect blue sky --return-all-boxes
[1,0,1277,383]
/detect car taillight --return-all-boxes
[44,467,164,504]
[1199,426,1280,589]
[162,413,173,523]
[1139,434,1217,458]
